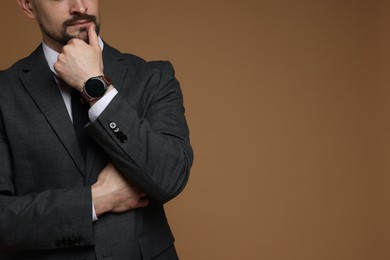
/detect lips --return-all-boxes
[64,14,96,27]
[69,20,91,26]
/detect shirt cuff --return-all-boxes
[88,88,118,122]
[92,202,98,221]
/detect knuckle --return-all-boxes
[53,63,62,72]
[67,39,76,44]
[61,46,69,53]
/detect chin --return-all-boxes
[75,30,89,42]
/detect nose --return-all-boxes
[70,0,88,14]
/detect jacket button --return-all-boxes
[109,122,117,129]
[73,237,81,246]
[64,238,72,247]
[116,132,127,143]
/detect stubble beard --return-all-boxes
[39,14,100,46]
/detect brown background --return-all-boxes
[1,1,389,259]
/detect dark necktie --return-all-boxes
[71,88,90,159]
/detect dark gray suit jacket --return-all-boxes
[0,43,193,260]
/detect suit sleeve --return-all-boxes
[87,61,193,203]
[0,110,94,251]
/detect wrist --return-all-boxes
[76,72,103,91]
[81,75,113,103]
[88,85,114,106]
[91,181,112,216]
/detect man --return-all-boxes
[0,0,193,259]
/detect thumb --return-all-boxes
[88,23,100,49]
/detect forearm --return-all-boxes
[0,187,93,251]
[0,112,94,251]
[87,95,192,203]
[87,61,193,202]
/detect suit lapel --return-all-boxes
[102,43,129,92]
[18,43,133,181]
[20,45,86,177]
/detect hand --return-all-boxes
[92,163,149,216]
[54,24,103,91]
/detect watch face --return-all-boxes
[85,78,106,98]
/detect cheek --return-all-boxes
[37,7,66,27]
[41,16,65,32]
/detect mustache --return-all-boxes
[63,14,97,27]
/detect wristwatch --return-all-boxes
[81,75,112,102]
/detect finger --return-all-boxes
[88,23,99,49]
[138,197,149,208]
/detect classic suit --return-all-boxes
[0,43,193,259]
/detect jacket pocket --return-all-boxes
[138,225,175,260]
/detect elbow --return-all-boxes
[149,147,193,204]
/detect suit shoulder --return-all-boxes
[0,55,31,81]
[103,43,175,72]
[121,53,173,69]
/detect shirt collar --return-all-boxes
[42,37,104,76]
